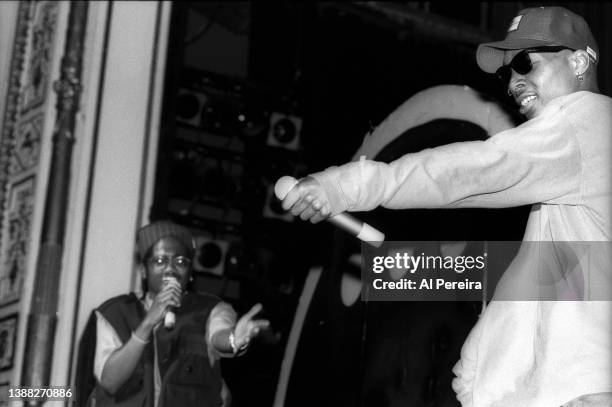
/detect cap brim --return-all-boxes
[476,38,557,73]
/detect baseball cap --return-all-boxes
[136,220,195,259]
[476,6,598,73]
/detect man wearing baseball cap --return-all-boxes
[475,6,600,120]
[450,7,611,407]
[278,6,612,407]
[86,220,270,407]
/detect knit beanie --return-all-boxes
[136,220,195,260]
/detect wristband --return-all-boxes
[228,331,237,353]
[131,331,150,344]
[228,331,248,355]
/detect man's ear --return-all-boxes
[138,263,149,279]
[570,49,590,76]
[138,263,149,294]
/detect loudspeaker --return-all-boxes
[175,87,243,133]
[169,146,244,203]
[266,112,302,151]
[176,88,210,128]
[193,236,229,276]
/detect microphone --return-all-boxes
[274,176,385,247]
[163,276,178,330]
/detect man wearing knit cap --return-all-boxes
[278,6,611,407]
[87,220,269,407]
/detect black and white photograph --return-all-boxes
[0,1,610,407]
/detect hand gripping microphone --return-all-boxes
[274,176,385,247]
[162,276,178,330]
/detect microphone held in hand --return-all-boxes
[274,176,385,247]
[164,308,176,330]
[163,276,179,330]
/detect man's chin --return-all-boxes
[519,104,539,120]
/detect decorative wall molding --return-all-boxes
[0,314,17,371]
[1,176,35,306]
[0,2,32,250]
[21,2,58,115]
[9,114,43,175]
[0,0,59,313]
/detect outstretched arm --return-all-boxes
[209,303,270,356]
[281,119,581,221]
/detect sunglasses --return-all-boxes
[495,46,574,85]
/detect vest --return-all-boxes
[88,292,223,407]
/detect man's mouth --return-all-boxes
[519,94,537,106]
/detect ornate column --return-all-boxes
[21,1,88,403]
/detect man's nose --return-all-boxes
[162,263,179,276]
[509,73,525,94]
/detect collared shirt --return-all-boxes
[93,292,235,407]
